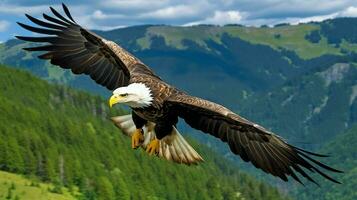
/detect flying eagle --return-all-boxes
[17,4,342,184]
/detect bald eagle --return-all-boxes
[17,4,342,184]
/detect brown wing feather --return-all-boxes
[168,93,342,184]
[16,3,156,90]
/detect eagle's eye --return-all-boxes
[119,93,128,97]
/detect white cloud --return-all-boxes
[1,0,357,38]
[287,13,339,25]
[0,4,50,15]
[73,12,126,30]
[92,25,127,31]
[185,10,244,26]
[100,0,169,11]
[93,10,106,19]
[339,6,357,17]
[279,6,357,25]
[92,10,126,20]
[0,20,10,32]
[141,5,200,19]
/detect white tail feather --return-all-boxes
[111,114,204,165]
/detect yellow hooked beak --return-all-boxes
[109,94,122,108]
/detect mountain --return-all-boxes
[0,65,285,200]
[5,18,357,100]
[2,17,357,198]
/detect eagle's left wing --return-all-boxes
[16,3,157,90]
[168,93,342,184]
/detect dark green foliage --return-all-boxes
[96,177,115,200]
[224,24,244,27]
[10,183,16,190]
[274,23,289,27]
[6,186,12,199]
[5,183,16,199]
[110,170,130,200]
[292,124,357,200]
[242,62,357,147]
[305,30,321,43]
[320,18,357,44]
[49,179,63,194]
[0,65,285,200]
[217,33,294,91]
[3,137,25,173]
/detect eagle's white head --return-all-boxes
[109,83,153,108]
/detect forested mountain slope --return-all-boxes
[292,125,357,200]
[0,65,285,200]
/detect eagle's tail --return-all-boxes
[111,114,204,165]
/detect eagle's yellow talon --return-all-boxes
[131,129,144,149]
[146,139,160,155]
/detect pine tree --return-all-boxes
[23,146,36,175]
[43,156,56,182]
[111,169,130,200]
[96,176,115,200]
[5,137,25,173]
[206,177,223,200]
[0,138,7,170]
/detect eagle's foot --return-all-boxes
[146,138,160,155]
[131,129,144,149]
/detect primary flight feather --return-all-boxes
[17,3,342,184]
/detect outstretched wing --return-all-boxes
[168,93,342,184]
[16,3,156,90]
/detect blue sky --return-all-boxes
[1,0,357,42]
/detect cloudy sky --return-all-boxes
[1,0,357,42]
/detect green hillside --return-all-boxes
[104,20,357,60]
[137,24,339,59]
[0,65,285,200]
[292,124,357,200]
[0,170,78,200]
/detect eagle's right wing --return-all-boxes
[168,93,342,184]
[16,3,156,90]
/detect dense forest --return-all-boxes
[0,65,285,200]
[292,124,357,200]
